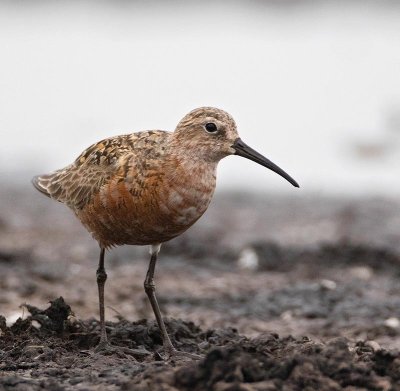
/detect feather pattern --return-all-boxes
[33,107,240,248]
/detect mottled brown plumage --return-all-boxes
[32,107,299,358]
[33,108,240,248]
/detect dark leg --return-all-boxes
[144,244,175,353]
[96,247,108,346]
[94,248,149,358]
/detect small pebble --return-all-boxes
[237,248,259,271]
[349,266,373,280]
[320,279,337,290]
[384,317,400,329]
[31,320,41,329]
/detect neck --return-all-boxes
[165,150,218,184]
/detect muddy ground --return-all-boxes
[1,184,400,390]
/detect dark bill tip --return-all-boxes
[232,138,300,188]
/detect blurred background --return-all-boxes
[1,0,400,356]
[1,0,399,196]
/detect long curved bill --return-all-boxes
[232,138,299,188]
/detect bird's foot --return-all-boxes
[159,346,203,361]
[93,341,150,359]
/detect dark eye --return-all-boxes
[205,122,218,133]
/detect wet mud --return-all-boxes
[1,186,400,389]
[1,298,400,390]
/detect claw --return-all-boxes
[94,342,150,359]
[163,347,203,361]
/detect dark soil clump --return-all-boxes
[171,336,400,391]
[1,299,400,391]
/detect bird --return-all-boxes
[32,107,299,358]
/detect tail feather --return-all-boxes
[31,175,52,198]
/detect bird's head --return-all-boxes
[173,107,299,188]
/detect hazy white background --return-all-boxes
[1,1,399,196]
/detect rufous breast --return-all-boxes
[76,152,217,248]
